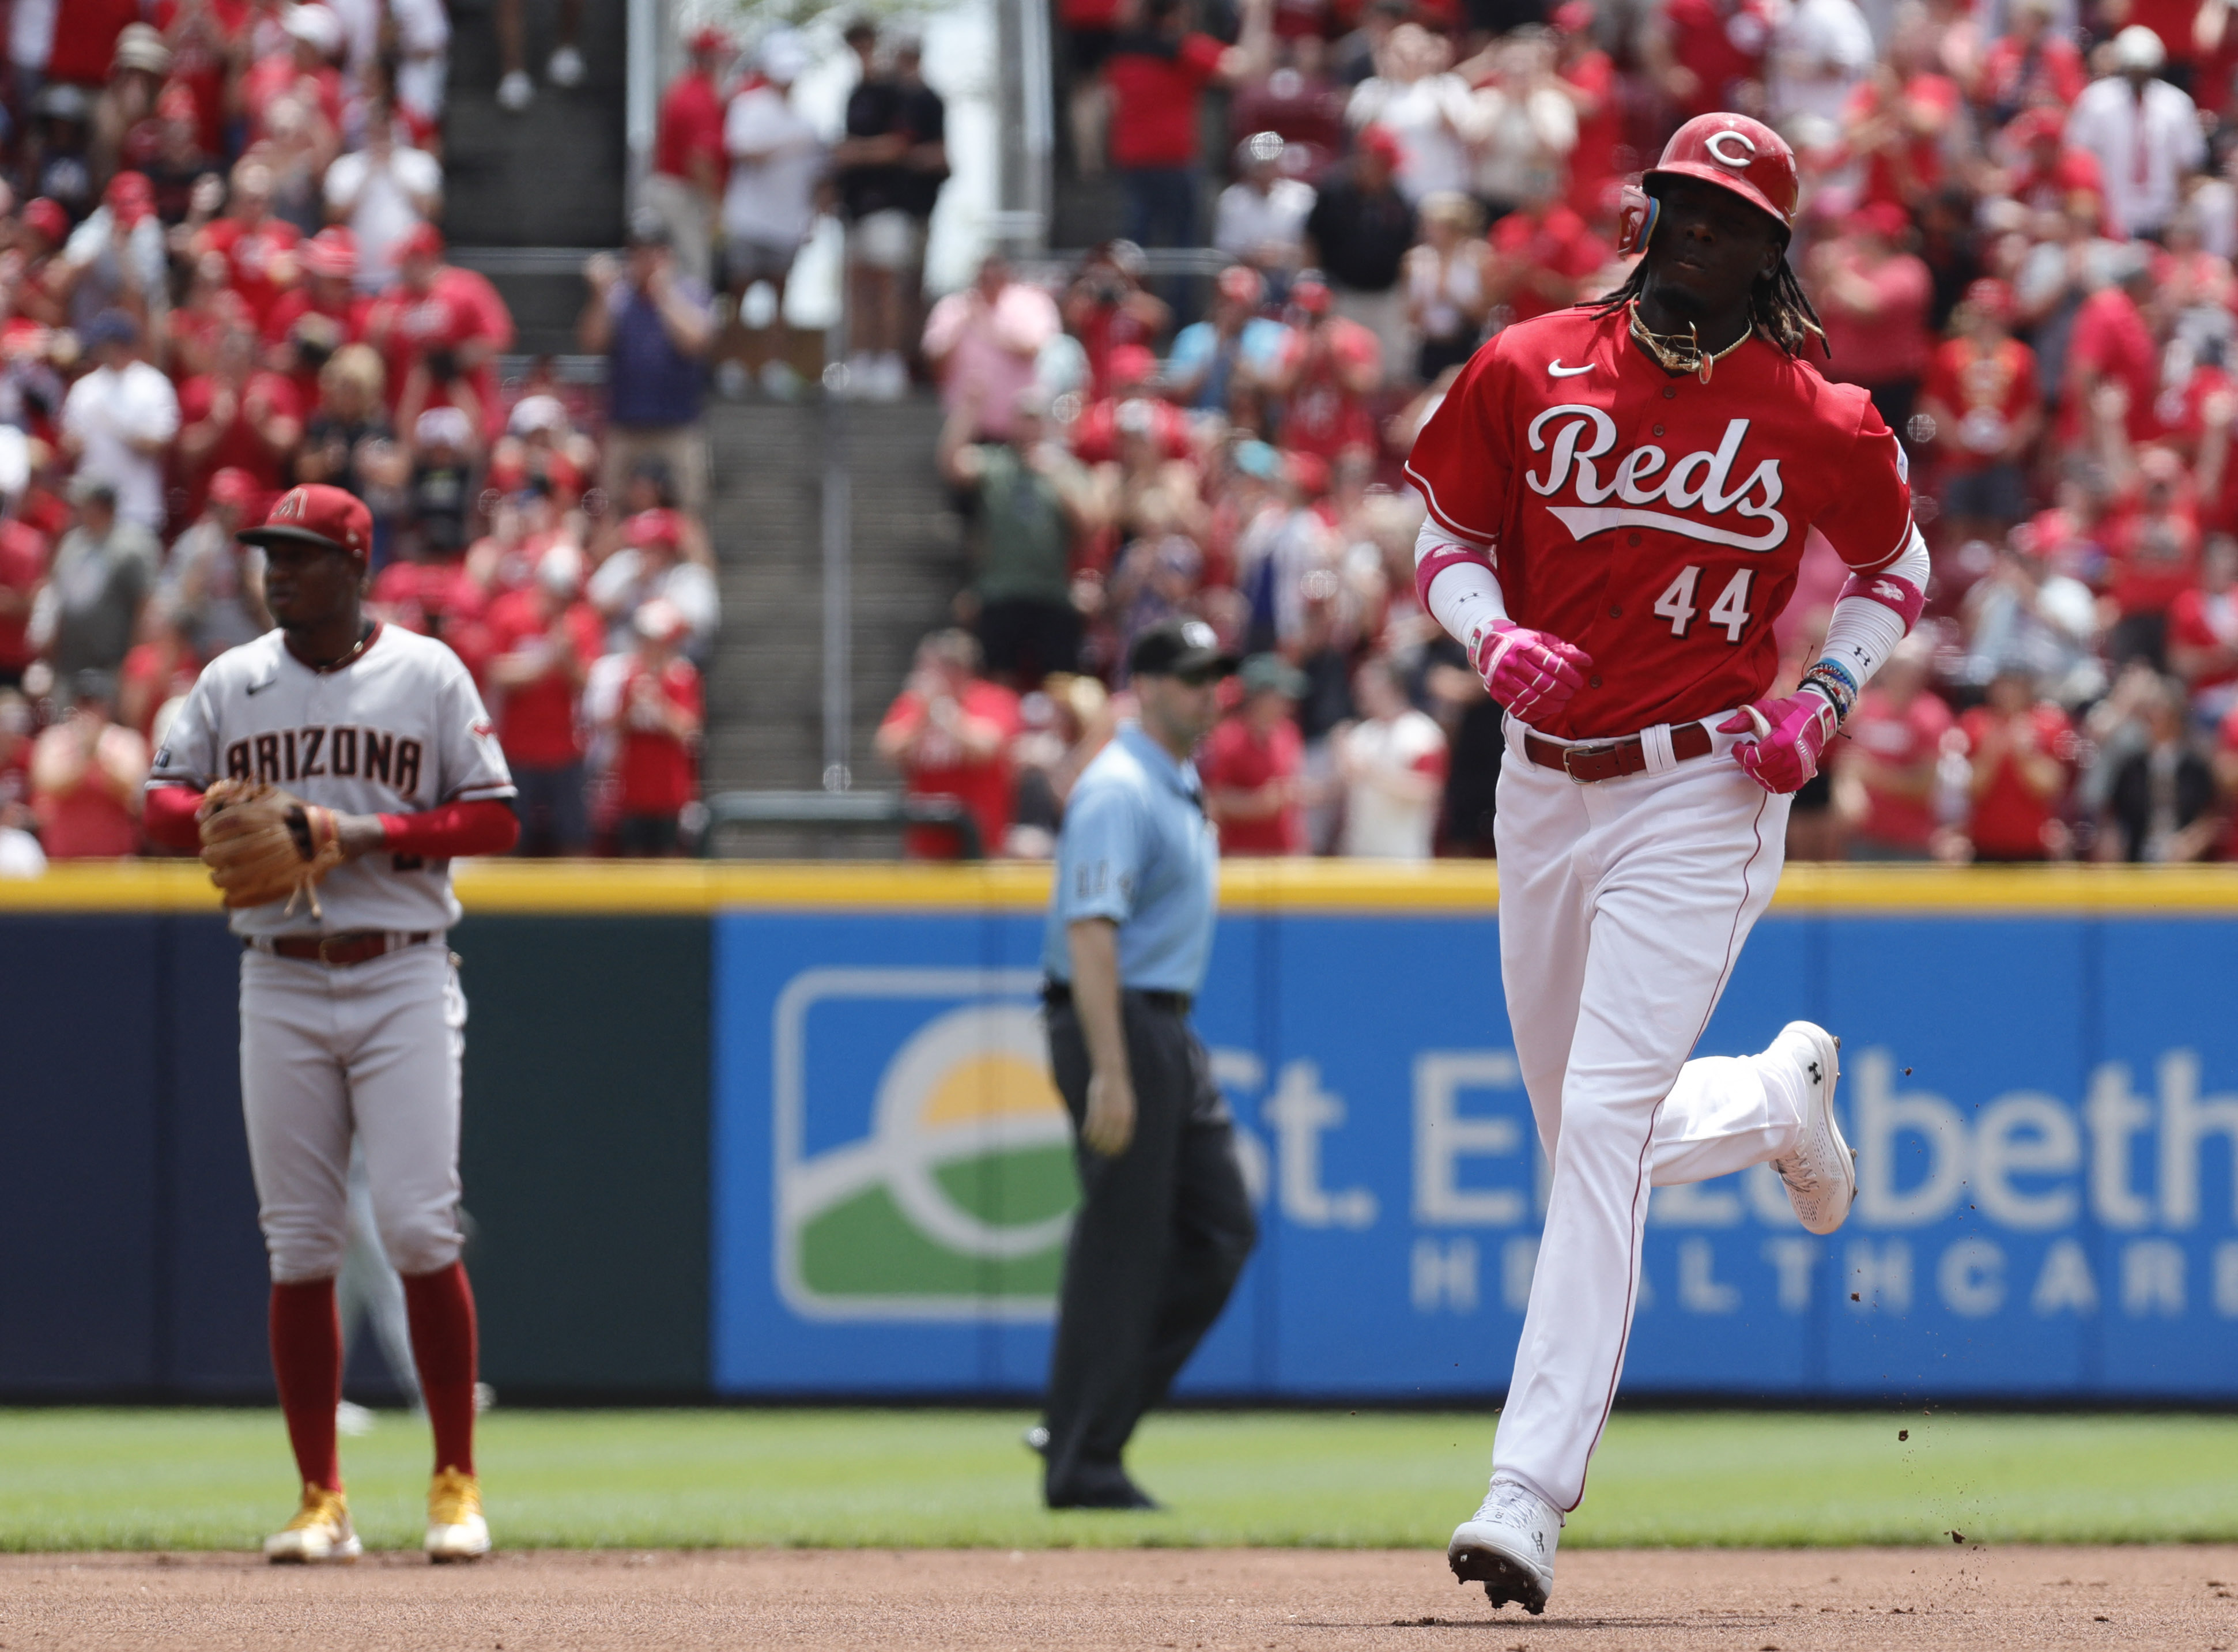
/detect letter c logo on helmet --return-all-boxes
[1704,129,1757,169]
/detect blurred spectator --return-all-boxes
[368,225,514,446]
[1644,0,1773,122]
[1768,0,1872,125]
[1958,667,2077,861]
[2168,534,2238,722]
[1268,275,1382,464]
[495,0,585,113]
[60,170,167,335]
[175,323,303,521]
[1834,636,1954,859]
[1551,5,1618,218]
[923,254,1063,443]
[2096,431,2202,669]
[2065,28,2202,243]
[404,404,478,560]
[939,389,1096,690]
[1347,23,1475,203]
[720,29,821,328]
[1335,654,1446,858]
[1304,127,1416,374]
[587,507,719,659]
[601,598,704,857]
[875,628,1021,859]
[579,214,713,513]
[1404,193,1491,382]
[37,476,157,686]
[1104,0,1274,255]
[1484,176,1609,329]
[1917,279,2041,544]
[1167,265,1288,414]
[642,27,733,289]
[1963,535,2105,705]
[29,669,145,858]
[1811,202,1935,439]
[1061,240,1171,403]
[60,310,178,533]
[194,159,303,330]
[836,20,948,401]
[267,228,371,402]
[295,343,405,521]
[0,452,51,692]
[486,542,601,855]
[117,599,201,741]
[164,466,270,655]
[1004,672,1116,857]
[1214,131,1316,276]
[322,93,442,293]
[2101,673,2220,859]
[0,691,42,873]
[1466,29,1577,217]
[1202,651,1307,854]
[1974,0,2085,122]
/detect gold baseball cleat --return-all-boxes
[264,1484,363,1563]
[424,1467,492,1562]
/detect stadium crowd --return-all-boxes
[0,3,715,869]
[871,0,2238,865]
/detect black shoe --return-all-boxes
[1046,1473,1160,1511]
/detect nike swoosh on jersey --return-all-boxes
[1548,360,1595,377]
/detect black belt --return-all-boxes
[1523,721,1715,783]
[1043,981,1194,1016]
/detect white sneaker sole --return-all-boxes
[1777,1022,1855,1235]
[427,1516,491,1563]
[1448,1523,1552,1615]
[265,1532,362,1563]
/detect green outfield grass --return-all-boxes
[4,1408,2236,1552]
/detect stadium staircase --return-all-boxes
[440,0,629,353]
[700,397,965,847]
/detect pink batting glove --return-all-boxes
[1471,620,1593,721]
[1719,691,1840,794]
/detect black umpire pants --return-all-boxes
[1041,991,1256,1505]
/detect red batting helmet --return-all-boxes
[1617,114,1800,256]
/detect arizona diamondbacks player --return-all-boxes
[146,484,520,1562]
[1405,115,1928,1613]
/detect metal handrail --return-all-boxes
[701,790,984,860]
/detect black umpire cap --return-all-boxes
[1128,617,1239,683]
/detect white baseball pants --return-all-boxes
[239,945,467,1283]
[1490,715,1800,1513]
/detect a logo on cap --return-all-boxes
[272,488,306,520]
[1182,620,1217,650]
[1705,129,1757,170]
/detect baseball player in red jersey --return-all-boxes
[1405,114,1930,1615]
[142,484,522,1563]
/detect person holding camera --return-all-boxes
[578,214,714,514]
[365,224,514,449]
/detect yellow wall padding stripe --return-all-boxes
[2,858,2237,914]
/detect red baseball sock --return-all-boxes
[402,1261,478,1477]
[269,1280,343,1493]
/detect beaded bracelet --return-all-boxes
[1800,659,1860,724]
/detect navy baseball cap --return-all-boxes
[1128,618,1238,683]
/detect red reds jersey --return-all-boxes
[1405,306,1914,740]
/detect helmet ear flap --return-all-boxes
[1617,184,1658,256]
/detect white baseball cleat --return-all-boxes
[1448,1478,1560,1615]
[265,1484,362,1563]
[425,1468,492,1562]
[1769,1021,1855,1235]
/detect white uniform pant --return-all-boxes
[240,945,467,1284]
[1491,715,1798,1513]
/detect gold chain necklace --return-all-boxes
[1626,300,1754,386]
[308,623,377,674]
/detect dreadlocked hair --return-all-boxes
[1588,252,1830,360]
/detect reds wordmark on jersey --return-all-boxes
[149,623,516,936]
[1406,306,1914,740]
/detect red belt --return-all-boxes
[246,931,437,967]
[1523,722,1715,784]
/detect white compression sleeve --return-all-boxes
[1414,518,1509,650]
[1813,526,1931,701]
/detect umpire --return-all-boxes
[1036,617,1258,1510]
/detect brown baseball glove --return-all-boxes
[197,779,348,913]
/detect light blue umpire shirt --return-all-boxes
[1041,721,1220,996]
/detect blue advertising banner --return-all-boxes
[710,903,2238,1401]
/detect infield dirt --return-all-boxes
[4,1546,2235,1650]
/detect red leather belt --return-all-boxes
[246,931,437,967]
[1523,722,1714,784]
